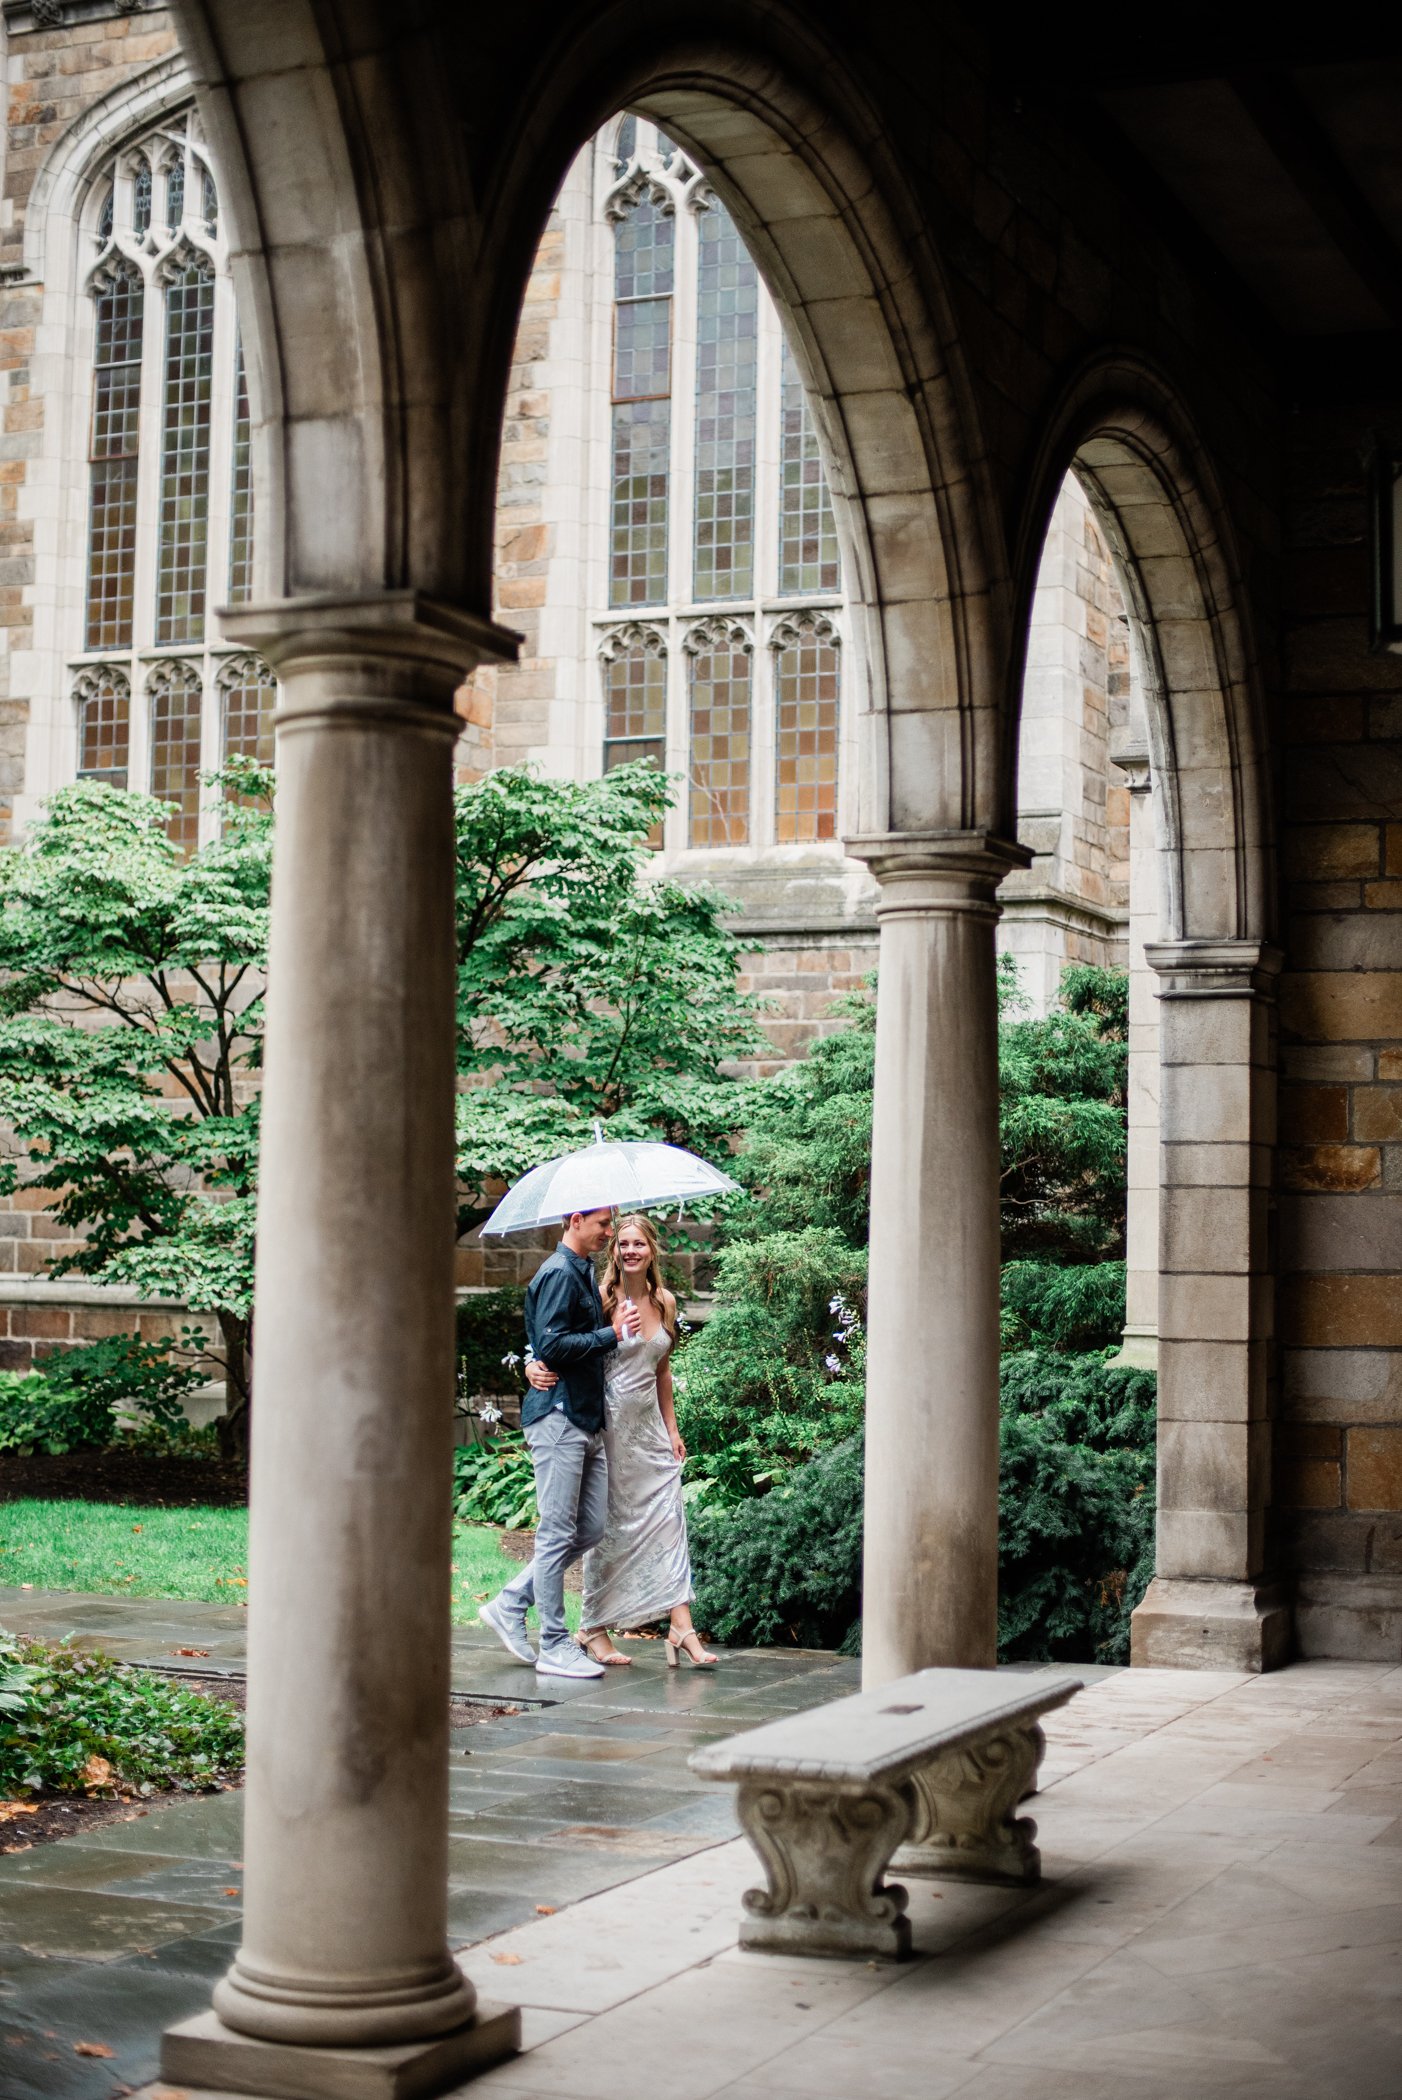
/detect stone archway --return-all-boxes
[1009,355,1286,1671]
[162,4,1015,2090]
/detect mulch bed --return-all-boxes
[0,1673,516,1854]
[0,1449,247,1507]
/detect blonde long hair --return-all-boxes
[601,1213,676,1339]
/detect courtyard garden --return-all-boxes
[0,760,1153,1808]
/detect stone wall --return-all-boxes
[1276,406,1402,1659]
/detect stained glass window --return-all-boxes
[155,256,214,644]
[603,631,666,845]
[85,265,143,650]
[148,661,203,848]
[221,655,276,768]
[132,157,152,237]
[778,339,840,595]
[687,633,750,847]
[165,156,184,231]
[74,668,130,788]
[228,335,253,604]
[693,203,757,601]
[610,192,673,608]
[775,622,840,842]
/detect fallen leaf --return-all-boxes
[74,2041,115,2058]
[19,1583,31,1591]
[534,1904,556,1915]
[81,1754,114,1790]
[490,1952,524,1965]
[172,1647,210,1658]
[223,1887,240,1897]
[131,1524,142,1533]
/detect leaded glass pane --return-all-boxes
[76,671,130,788]
[132,157,152,236]
[610,400,669,607]
[85,267,143,651]
[222,658,275,768]
[165,156,184,231]
[614,194,673,302]
[693,203,757,601]
[613,295,671,400]
[688,643,750,847]
[155,258,214,645]
[149,663,203,848]
[603,639,665,844]
[227,335,253,604]
[778,338,840,595]
[775,632,840,842]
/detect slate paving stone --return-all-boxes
[0,1587,852,2098]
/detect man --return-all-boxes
[479,1205,639,1678]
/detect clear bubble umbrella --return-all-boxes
[478,1123,739,1236]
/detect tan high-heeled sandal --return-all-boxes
[665,1628,718,1669]
[577,1630,632,1667]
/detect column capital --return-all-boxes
[1109,733,1152,795]
[216,591,522,728]
[845,831,1031,920]
[1144,938,1283,999]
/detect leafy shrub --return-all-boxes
[691,1350,1157,1663]
[0,1335,201,1455]
[0,1632,244,1796]
[1000,1259,1126,1352]
[674,1229,866,1501]
[691,1434,864,1652]
[453,1430,537,1529]
[455,1288,528,1401]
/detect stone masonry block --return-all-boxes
[1158,997,1257,1068]
[1283,824,1382,881]
[1281,1145,1381,1192]
[1353,1088,1402,1141]
[1279,972,1402,1043]
[1346,1427,1402,1511]
[1283,1274,1402,1349]
[1161,1141,1253,1187]
[1280,1085,1348,1142]
[1159,1271,1253,1345]
[1157,1338,1264,1423]
[1156,1507,1257,1584]
[1281,1192,1402,1272]
[1159,1183,1257,1276]
[1159,1064,1251,1145]
[1277,1457,1342,1509]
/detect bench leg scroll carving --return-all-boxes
[894,1723,1045,1885]
[735,1779,912,1960]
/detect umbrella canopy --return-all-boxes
[479,1126,739,1236]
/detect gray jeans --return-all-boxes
[498,1410,608,1650]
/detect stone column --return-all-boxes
[1109,743,1160,1371]
[1130,938,1291,1673]
[162,594,522,2099]
[848,833,1028,1687]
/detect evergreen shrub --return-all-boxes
[0,1336,202,1456]
[0,1633,244,1795]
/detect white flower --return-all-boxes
[500,1351,521,1369]
[824,1353,841,1373]
[674,1378,688,1393]
[478,1403,503,1425]
[828,1296,843,1314]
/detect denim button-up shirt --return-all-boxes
[521,1244,618,1435]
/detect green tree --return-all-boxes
[0,771,270,1454]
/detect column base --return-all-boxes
[1130,1577,1292,1672]
[1105,1324,1158,1372]
[160,2001,520,2100]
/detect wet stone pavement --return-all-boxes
[0,1587,865,2099]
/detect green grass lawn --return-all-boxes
[0,1502,578,1629]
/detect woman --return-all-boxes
[524,1213,717,1668]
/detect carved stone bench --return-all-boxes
[688,1666,1081,1960]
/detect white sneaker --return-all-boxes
[478,1597,536,1665]
[535,1643,605,1680]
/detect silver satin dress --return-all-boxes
[581,1325,694,1629]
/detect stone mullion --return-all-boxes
[1132,938,1290,1671]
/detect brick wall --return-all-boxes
[1276,406,1402,1657]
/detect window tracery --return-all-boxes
[72,108,271,846]
[594,119,848,856]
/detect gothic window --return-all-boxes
[693,205,757,601]
[773,612,841,843]
[686,620,752,848]
[147,660,203,848]
[594,120,848,857]
[609,181,673,608]
[220,654,276,768]
[227,336,253,604]
[73,109,271,846]
[74,666,130,788]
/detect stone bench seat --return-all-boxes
[689,1666,1081,1960]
